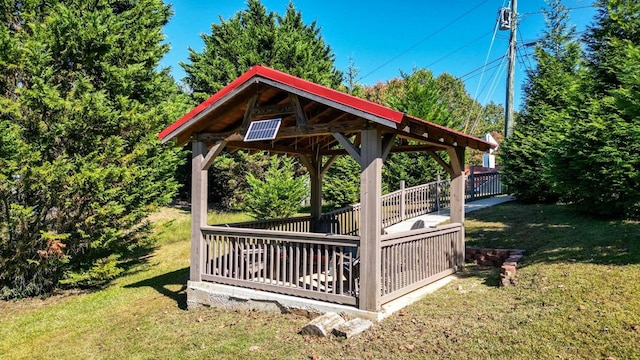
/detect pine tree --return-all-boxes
[244,156,308,219]
[551,0,640,218]
[0,0,191,298]
[501,0,582,203]
[180,0,343,210]
[181,0,342,101]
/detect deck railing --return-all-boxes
[224,215,313,233]
[200,171,502,308]
[220,171,504,236]
[200,226,360,305]
[326,170,504,230]
[318,204,361,236]
[380,223,463,304]
[466,171,504,200]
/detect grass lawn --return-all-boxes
[1,203,639,359]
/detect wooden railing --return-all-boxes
[224,216,313,233]
[318,204,361,236]
[200,226,360,306]
[467,171,504,200]
[379,223,463,304]
[219,171,504,236]
[323,171,504,230]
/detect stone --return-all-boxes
[332,318,373,338]
[299,312,345,337]
[501,264,516,275]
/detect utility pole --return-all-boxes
[504,0,517,138]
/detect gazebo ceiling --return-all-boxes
[159,65,494,155]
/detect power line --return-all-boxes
[457,55,506,80]
[518,32,534,70]
[358,0,491,81]
[520,4,595,17]
[424,30,494,69]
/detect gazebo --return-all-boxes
[159,65,493,315]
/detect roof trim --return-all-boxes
[158,65,496,152]
[159,65,405,142]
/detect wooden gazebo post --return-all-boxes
[448,146,466,268]
[190,140,208,282]
[190,138,226,282]
[358,128,383,311]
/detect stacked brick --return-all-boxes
[465,247,525,287]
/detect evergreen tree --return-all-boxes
[323,155,360,208]
[501,0,582,203]
[551,0,640,218]
[244,156,307,219]
[181,0,342,101]
[180,0,343,210]
[0,0,191,298]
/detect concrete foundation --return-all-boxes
[187,275,456,322]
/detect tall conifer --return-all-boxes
[501,0,582,203]
[0,0,190,297]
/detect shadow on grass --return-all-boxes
[458,265,501,287]
[125,267,189,310]
[465,202,640,267]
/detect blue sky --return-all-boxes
[160,0,596,110]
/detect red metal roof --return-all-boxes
[159,65,405,141]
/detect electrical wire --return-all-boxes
[358,0,491,81]
[457,55,506,80]
[470,5,503,105]
[424,30,494,69]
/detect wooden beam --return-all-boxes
[381,133,396,161]
[333,133,361,164]
[275,119,367,140]
[297,154,316,178]
[427,150,453,175]
[320,155,338,176]
[258,77,399,129]
[226,141,314,155]
[202,140,227,170]
[162,81,257,145]
[289,94,309,126]
[251,103,294,117]
[240,93,259,134]
[309,154,323,223]
[358,128,383,312]
[447,146,466,269]
[190,140,208,282]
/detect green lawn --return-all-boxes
[1,203,639,359]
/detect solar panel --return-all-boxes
[244,118,282,142]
